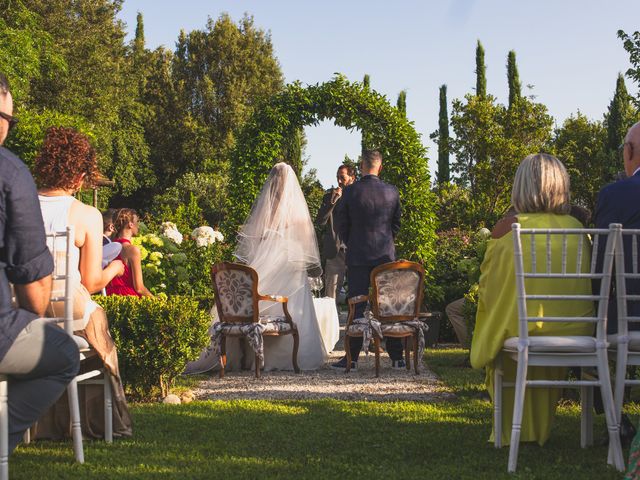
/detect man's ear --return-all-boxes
[378,164,383,175]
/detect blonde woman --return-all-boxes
[470,153,594,446]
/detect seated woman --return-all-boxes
[106,208,153,297]
[34,126,132,439]
[470,153,594,446]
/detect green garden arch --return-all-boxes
[227,75,437,267]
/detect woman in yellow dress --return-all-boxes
[470,153,594,446]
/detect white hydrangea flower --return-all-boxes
[191,226,216,247]
[163,228,183,245]
[213,230,224,242]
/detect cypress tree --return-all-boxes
[604,73,636,152]
[475,40,486,98]
[396,90,407,117]
[134,12,145,57]
[437,84,450,184]
[507,50,521,108]
[361,73,372,150]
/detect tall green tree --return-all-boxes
[396,90,407,117]
[553,113,609,212]
[475,40,487,98]
[361,73,373,150]
[603,73,638,153]
[507,50,521,109]
[435,84,450,184]
[618,29,640,107]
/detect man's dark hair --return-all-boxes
[0,72,9,95]
[361,149,382,169]
[337,164,355,177]
[102,208,118,227]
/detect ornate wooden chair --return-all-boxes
[210,262,300,378]
[344,260,431,377]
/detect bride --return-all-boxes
[186,162,329,372]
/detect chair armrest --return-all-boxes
[258,294,289,303]
[418,311,440,319]
[348,295,369,305]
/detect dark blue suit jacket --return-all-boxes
[336,175,401,267]
[594,170,640,333]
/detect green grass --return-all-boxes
[11,347,628,479]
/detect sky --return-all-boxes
[118,0,640,189]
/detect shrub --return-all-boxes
[95,295,211,400]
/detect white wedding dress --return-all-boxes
[185,162,329,373]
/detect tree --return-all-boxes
[603,73,638,153]
[618,29,640,107]
[475,40,487,98]
[507,50,521,109]
[553,113,609,212]
[396,90,407,117]
[361,73,373,149]
[431,84,450,184]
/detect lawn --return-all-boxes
[11,348,629,479]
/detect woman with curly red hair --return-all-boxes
[34,126,132,439]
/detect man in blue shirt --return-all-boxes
[0,72,79,454]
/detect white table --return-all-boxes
[312,297,340,353]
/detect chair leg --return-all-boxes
[0,377,8,480]
[219,334,226,379]
[596,348,625,471]
[580,384,593,448]
[254,353,260,379]
[345,335,352,373]
[507,350,528,473]
[403,338,410,371]
[104,372,113,443]
[67,378,85,463]
[614,344,629,429]
[292,331,301,374]
[374,336,381,378]
[494,354,503,448]
[413,334,419,375]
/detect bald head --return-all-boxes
[624,121,640,177]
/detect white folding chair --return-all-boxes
[611,228,640,437]
[494,223,624,472]
[47,227,84,463]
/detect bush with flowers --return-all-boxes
[131,220,229,298]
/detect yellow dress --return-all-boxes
[470,213,594,446]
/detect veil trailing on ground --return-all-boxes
[235,162,322,276]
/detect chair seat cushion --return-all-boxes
[380,322,419,335]
[607,331,640,351]
[73,334,90,350]
[219,317,292,335]
[503,335,597,353]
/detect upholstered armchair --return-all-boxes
[344,260,431,377]
[210,262,300,378]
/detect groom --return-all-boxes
[332,149,404,370]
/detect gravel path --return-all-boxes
[193,313,454,403]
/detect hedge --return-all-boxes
[95,295,211,400]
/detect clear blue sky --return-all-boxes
[118,0,640,189]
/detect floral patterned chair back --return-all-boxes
[211,263,259,323]
[371,261,424,322]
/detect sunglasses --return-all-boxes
[0,111,17,133]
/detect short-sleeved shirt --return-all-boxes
[0,146,54,361]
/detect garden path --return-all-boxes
[193,313,454,402]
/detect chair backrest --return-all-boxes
[46,227,76,335]
[614,228,640,337]
[512,223,618,342]
[210,262,259,323]
[370,260,425,322]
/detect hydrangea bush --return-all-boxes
[132,221,228,297]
